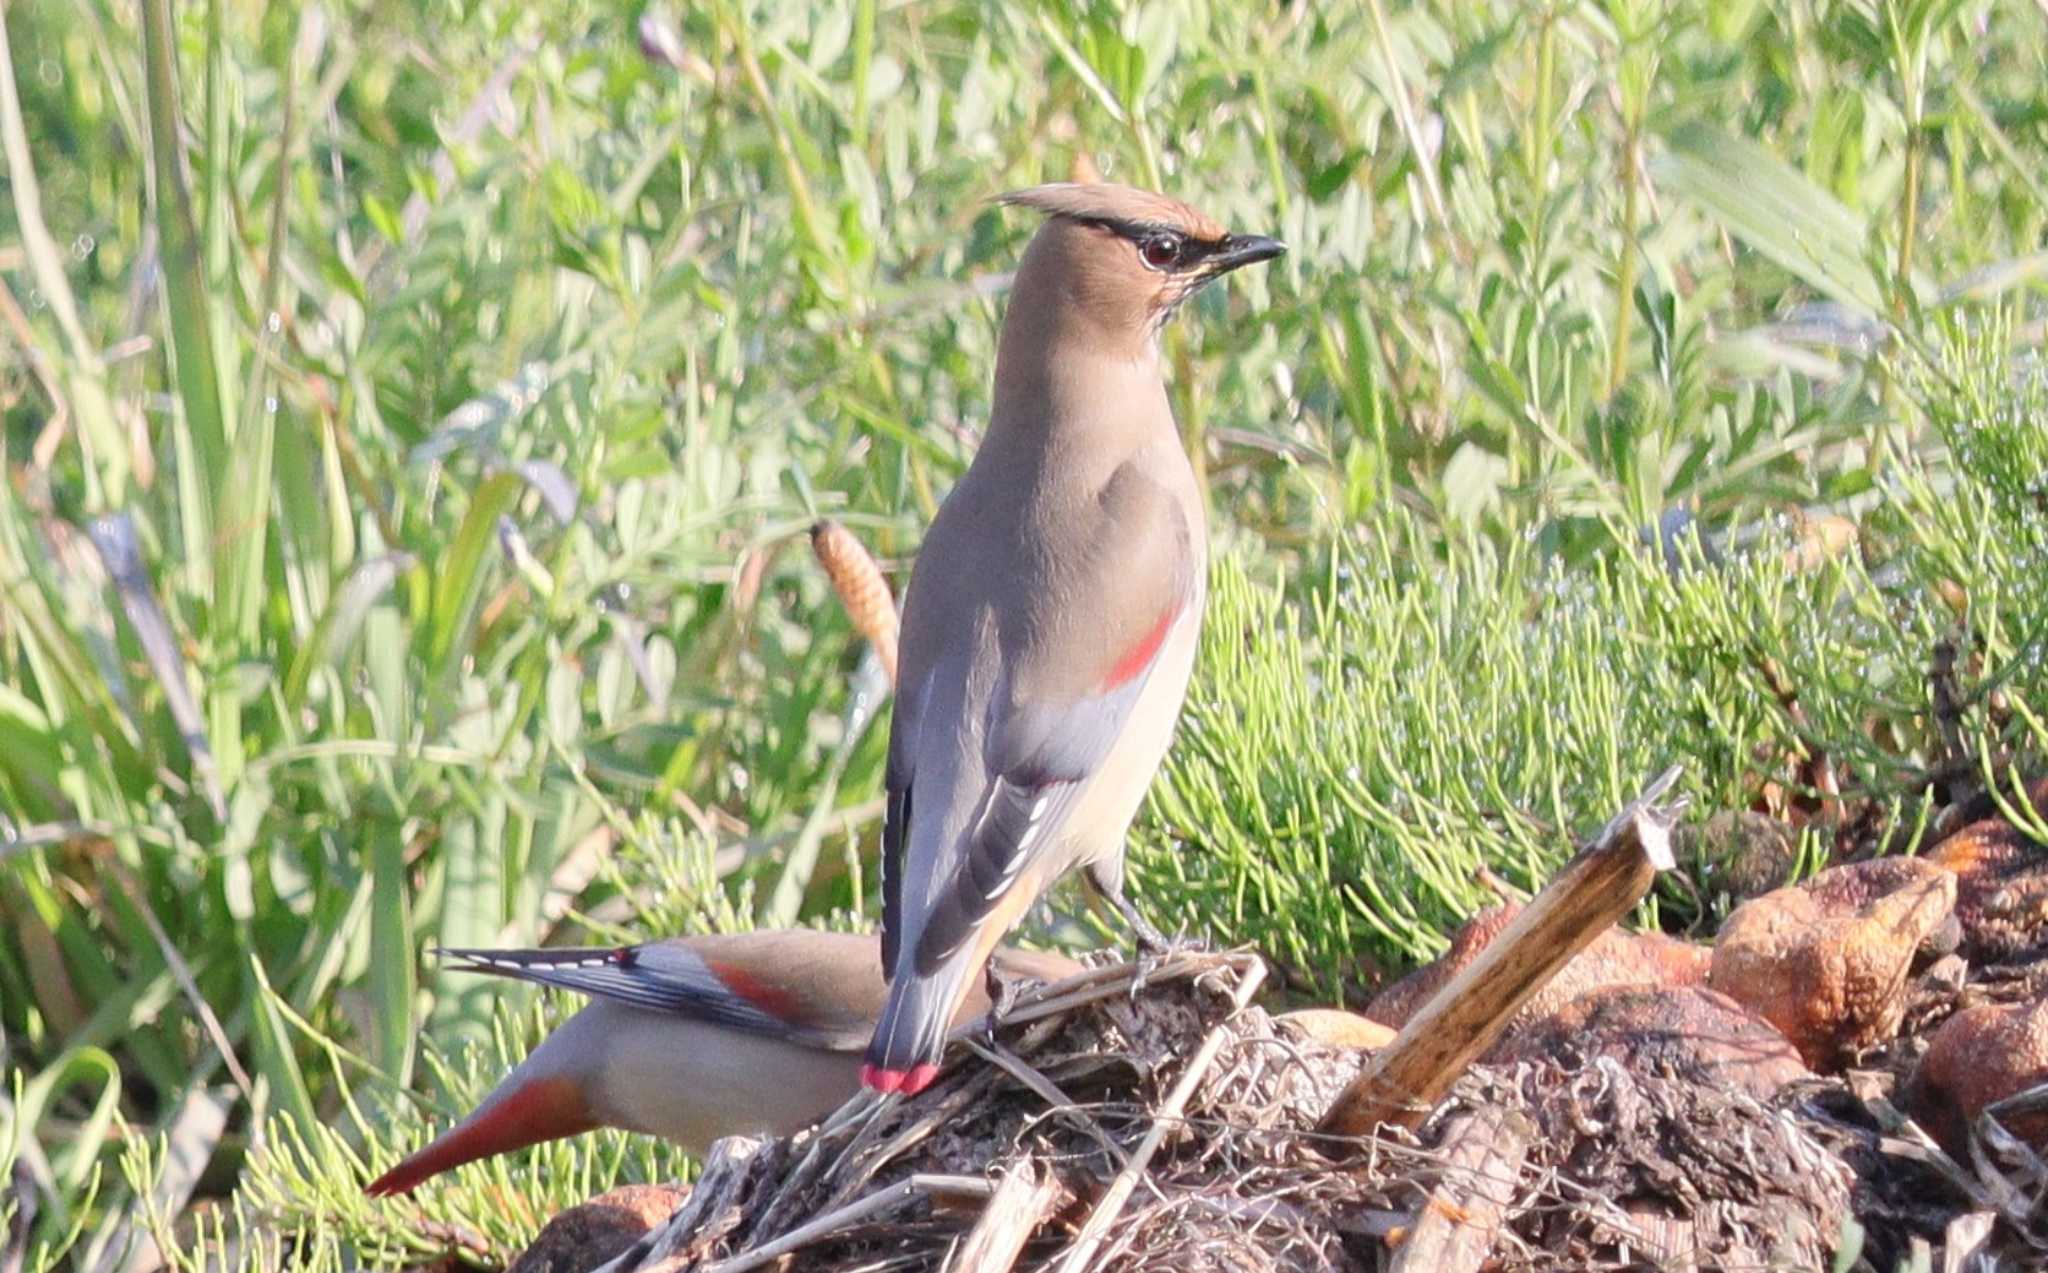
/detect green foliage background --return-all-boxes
[2,0,2046,1266]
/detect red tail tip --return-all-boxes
[861,1061,940,1095]
[861,1062,905,1093]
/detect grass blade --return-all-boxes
[139,0,232,553]
[428,471,523,675]
[0,13,125,500]
[82,514,225,821]
[246,956,318,1144]
[367,820,416,1088]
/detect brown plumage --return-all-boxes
[363,931,1079,1196]
[864,183,1283,1093]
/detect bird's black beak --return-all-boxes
[1206,234,1287,275]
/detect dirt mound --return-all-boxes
[516,781,2048,1272]
[542,949,2040,1273]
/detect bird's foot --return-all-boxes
[1126,926,1210,1000]
[1107,891,1175,956]
[980,963,1027,1041]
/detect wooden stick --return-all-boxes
[945,1161,1066,1273]
[1388,1105,1533,1273]
[1320,767,1682,1140]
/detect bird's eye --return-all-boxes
[1138,233,1183,271]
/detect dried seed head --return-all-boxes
[811,519,899,686]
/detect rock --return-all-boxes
[1367,902,1710,1030]
[1928,815,2048,960]
[1904,996,2048,1157]
[1494,985,1810,1101]
[509,1183,688,1273]
[1274,1008,1397,1050]
[1709,858,1955,1070]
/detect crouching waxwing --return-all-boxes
[865,183,1284,1095]
[364,930,1079,1195]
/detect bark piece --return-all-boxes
[1387,1104,1531,1272]
[1321,771,1680,1138]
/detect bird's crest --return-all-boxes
[996,183,1228,244]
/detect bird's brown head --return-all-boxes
[995,183,1285,357]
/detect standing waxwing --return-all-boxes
[864,184,1284,1094]
[363,930,1079,1196]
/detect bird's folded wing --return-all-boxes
[911,597,1194,974]
[438,944,868,1049]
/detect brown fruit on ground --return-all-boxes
[1927,813,2048,960]
[1367,902,1710,1030]
[1709,858,1955,1071]
[1904,996,2048,1157]
[1275,1008,1397,1050]
[1680,810,1798,902]
[510,1183,689,1273]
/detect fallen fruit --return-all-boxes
[1904,995,2048,1158]
[1709,858,1955,1071]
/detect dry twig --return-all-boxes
[945,1161,1068,1273]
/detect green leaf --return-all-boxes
[1654,121,1884,314]
[428,471,524,671]
[366,820,415,1087]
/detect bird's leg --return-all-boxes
[1110,887,1174,955]
[979,961,1026,1042]
[1084,859,1178,955]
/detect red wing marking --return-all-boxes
[706,960,800,1019]
[1100,603,1180,691]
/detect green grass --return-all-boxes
[1140,345,2048,994]
[3,0,2047,1266]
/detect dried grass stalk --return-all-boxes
[811,519,899,685]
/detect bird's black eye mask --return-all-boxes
[1073,216,1227,275]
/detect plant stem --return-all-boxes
[1607,133,1642,402]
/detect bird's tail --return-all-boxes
[861,947,979,1096]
